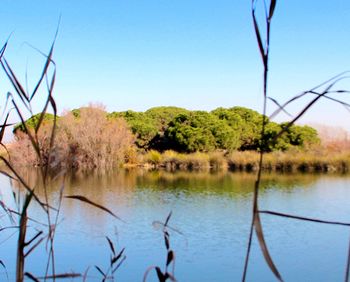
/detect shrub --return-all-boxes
[208,151,227,170]
[10,106,136,170]
[144,150,162,166]
[182,152,210,170]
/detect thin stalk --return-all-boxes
[345,233,350,282]
[16,192,33,282]
[16,212,27,282]
[243,1,283,281]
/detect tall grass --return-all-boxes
[0,34,62,281]
[143,212,177,282]
[229,149,350,173]
[143,150,211,171]
[0,34,125,281]
[0,33,178,282]
[94,237,126,281]
[243,1,350,281]
[141,149,350,173]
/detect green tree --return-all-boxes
[144,107,189,150]
[263,122,291,151]
[105,106,320,153]
[286,124,320,148]
[145,106,189,131]
[108,110,158,149]
[165,112,215,152]
[165,111,241,152]
[13,112,56,133]
[229,107,264,150]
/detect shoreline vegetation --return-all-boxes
[10,105,350,174]
[138,150,350,173]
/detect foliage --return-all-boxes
[165,112,216,152]
[16,106,321,155]
[13,112,56,133]
[165,111,241,152]
[287,124,320,148]
[164,107,319,153]
[263,123,320,152]
[145,106,189,131]
[225,107,263,150]
[109,110,158,149]
[11,106,136,170]
[108,107,190,151]
[145,149,162,165]
[145,107,189,150]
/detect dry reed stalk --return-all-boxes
[143,212,178,282]
[243,1,350,281]
[0,24,100,282]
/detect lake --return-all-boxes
[1,169,350,281]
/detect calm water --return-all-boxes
[1,169,350,281]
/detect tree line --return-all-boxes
[108,106,319,152]
[15,105,319,155]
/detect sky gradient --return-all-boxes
[0,1,349,130]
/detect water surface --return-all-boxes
[0,169,350,281]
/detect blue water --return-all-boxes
[0,170,350,281]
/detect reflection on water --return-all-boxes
[1,169,350,281]
[135,170,321,195]
[11,167,322,197]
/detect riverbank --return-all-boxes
[5,141,350,174]
[136,149,350,173]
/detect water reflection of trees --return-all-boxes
[135,170,324,197]
[9,168,332,200]
[6,167,347,239]
[11,169,350,215]
[8,168,140,235]
[9,168,138,217]
[11,168,138,194]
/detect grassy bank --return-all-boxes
[137,149,350,173]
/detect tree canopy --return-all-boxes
[13,113,56,133]
[16,106,320,153]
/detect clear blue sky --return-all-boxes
[0,1,349,129]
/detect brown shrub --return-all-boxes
[10,106,136,170]
[9,120,55,167]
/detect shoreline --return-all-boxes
[6,149,350,174]
[132,150,350,174]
